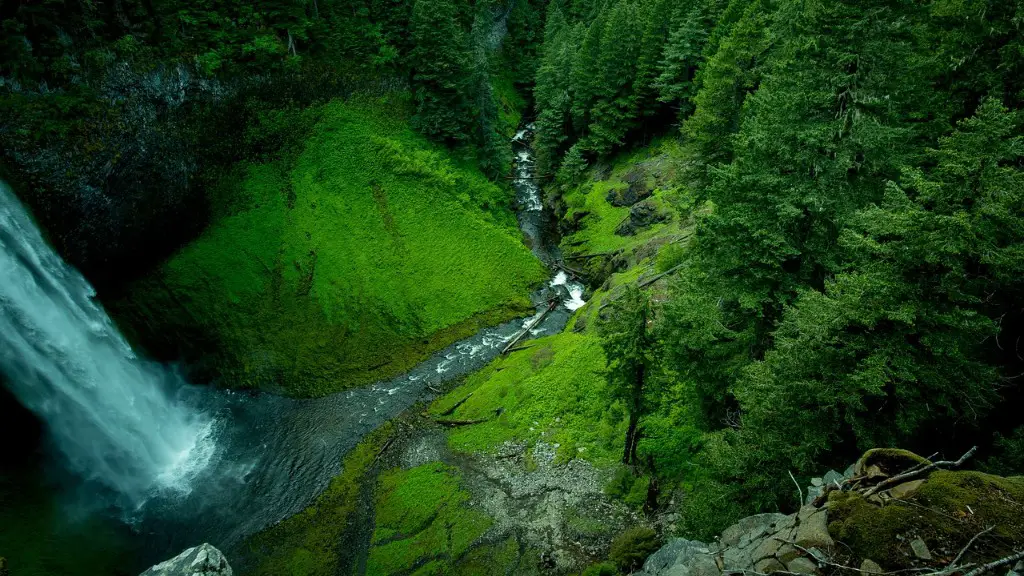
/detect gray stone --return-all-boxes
[910,538,932,561]
[755,558,787,573]
[823,470,844,488]
[811,477,824,487]
[844,464,857,479]
[861,559,883,575]
[806,486,823,505]
[795,507,834,549]
[778,543,802,564]
[642,539,710,575]
[689,552,722,576]
[787,557,820,575]
[752,534,785,562]
[723,545,752,571]
[721,513,787,548]
[140,544,232,576]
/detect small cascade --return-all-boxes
[0,181,215,509]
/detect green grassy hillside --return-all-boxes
[114,97,546,397]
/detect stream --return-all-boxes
[0,124,584,574]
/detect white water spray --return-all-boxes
[0,182,214,508]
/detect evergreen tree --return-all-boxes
[585,0,643,155]
[409,0,472,142]
[599,286,657,466]
[654,3,709,116]
[632,0,676,123]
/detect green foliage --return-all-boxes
[581,562,618,576]
[115,99,545,396]
[410,0,473,142]
[608,526,660,573]
[598,285,656,465]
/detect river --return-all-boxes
[0,124,584,574]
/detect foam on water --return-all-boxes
[0,181,215,509]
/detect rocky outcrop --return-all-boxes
[139,544,232,576]
[615,200,669,236]
[639,450,1024,576]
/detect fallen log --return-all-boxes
[565,251,616,261]
[501,301,557,355]
[439,393,473,417]
[434,418,490,427]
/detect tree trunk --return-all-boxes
[622,410,639,465]
[623,360,645,465]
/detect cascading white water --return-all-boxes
[0,181,214,509]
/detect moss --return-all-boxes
[430,331,625,465]
[827,470,1024,570]
[454,537,522,575]
[608,527,660,573]
[242,423,395,576]
[115,97,546,397]
[855,448,930,476]
[365,463,493,576]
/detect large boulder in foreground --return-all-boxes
[139,544,232,576]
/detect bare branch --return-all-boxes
[863,447,977,497]
[949,526,995,568]
[961,550,1024,576]
[789,470,804,507]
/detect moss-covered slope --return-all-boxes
[114,98,546,397]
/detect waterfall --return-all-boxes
[0,182,214,509]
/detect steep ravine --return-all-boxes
[0,122,584,575]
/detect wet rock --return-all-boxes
[139,543,232,576]
[615,200,669,236]
[910,538,932,561]
[861,559,883,574]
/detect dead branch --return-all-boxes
[950,526,995,568]
[372,438,394,464]
[789,470,804,507]
[439,393,473,417]
[863,446,977,497]
[433,418,490,427]
[638,262,686,288]
[961,550,1024,576]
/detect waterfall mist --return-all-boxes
[0,181,215,509]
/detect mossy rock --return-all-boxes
[854,448,930,477]
[828,470,1024,570]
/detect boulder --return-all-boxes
[615,200,669,236]
[795,506,834,549]
[642,539,710,575]
[787,557,820,575]
[139,544,232,576]
[861,559,884,574]
[720,513,787,548]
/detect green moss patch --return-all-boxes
[365,463,493,576]
[430,331,625,465]
[828,470,1024,570]
[115,97,546,396]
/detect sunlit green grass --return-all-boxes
[120,96,546,396]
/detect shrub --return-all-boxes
[608,526,660,573]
